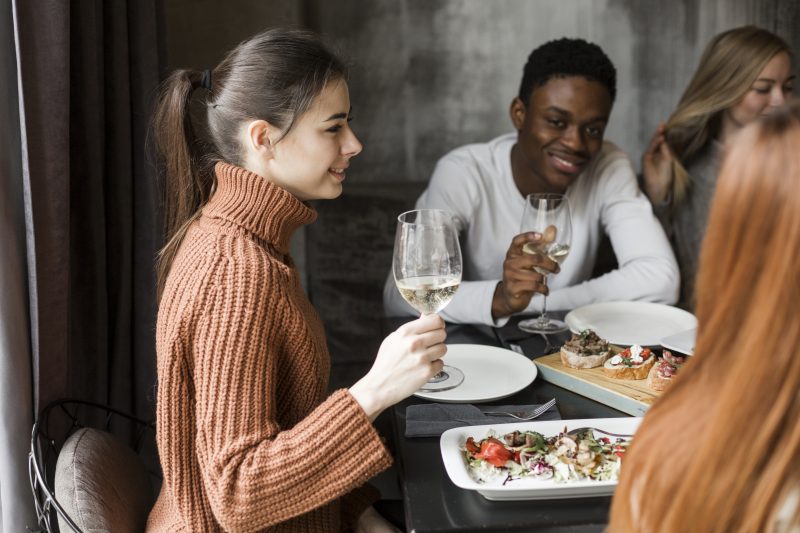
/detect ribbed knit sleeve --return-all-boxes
[187,238,390,531]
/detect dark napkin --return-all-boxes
[405,402,561,438]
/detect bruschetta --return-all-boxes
[602,345,655,380]
[560,330,611,369]
[646,350,687,391]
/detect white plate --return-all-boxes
[565,301,697,346]
[660,328,696,355]
[413,344,537,403]
[440,417,642,500]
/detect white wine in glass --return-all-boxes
[518,193,572,334]
[395,276,460,315]
[393,209,464,392]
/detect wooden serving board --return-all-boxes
[534,351,661,416]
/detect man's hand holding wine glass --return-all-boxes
[517,193,573,334]
[492,231,560,319]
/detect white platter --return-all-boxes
[660,327,696,356]
[565,301,697,347]
[440,417,642,500]
[413,344,537,403]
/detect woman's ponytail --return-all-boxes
[152,69,214,300]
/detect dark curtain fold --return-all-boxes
[15,0,163,420]
[67,0,163,420]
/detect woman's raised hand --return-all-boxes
[349,314,447,421]
[642,122,675,204]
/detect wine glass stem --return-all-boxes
[539,275,549,323]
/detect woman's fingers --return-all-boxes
[658,137,673,160]
[644,122,669,160]
[428,358,445,378]
[402,313,445,334]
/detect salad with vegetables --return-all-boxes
[463,428,631,484]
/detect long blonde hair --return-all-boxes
[609,100,800,532]
[664,26,790,204]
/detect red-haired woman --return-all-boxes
[610,100,800,532]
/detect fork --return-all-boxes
[483,398,557,420]
[538,333,555,354]
[565,426,634,439]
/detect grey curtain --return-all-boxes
[0,1,37,528]
[2,0,163,528]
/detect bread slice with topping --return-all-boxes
[602,345,655,380]
[560,330,611,369]
[646,350,687,391]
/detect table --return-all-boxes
[387,317,629,532]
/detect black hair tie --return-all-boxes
[200,69,212,91]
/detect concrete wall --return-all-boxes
[307,0,799,184]
[166,0,798,182]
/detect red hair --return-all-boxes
[610,100,800,532]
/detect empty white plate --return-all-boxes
[565,301,697,347]
[413,344,537,403]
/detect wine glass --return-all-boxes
[518,193,572,334]
[393,209,464,392]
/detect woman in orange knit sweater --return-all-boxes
[147,29,447,532]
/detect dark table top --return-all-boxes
[386,317,629,533]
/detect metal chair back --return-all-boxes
[29,399,160,532]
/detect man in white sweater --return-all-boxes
[384,38,679,326]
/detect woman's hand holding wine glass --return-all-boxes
[392,209,464,392]
[350,209,461,419]
[350,314,447,422]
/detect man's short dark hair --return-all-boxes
[518,38,617,105]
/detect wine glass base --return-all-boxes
[518,317,570,334]
[418,365,464,392]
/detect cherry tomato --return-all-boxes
[476,438,513,467]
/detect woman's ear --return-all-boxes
[246,119,276,158]
[509,97,527,130]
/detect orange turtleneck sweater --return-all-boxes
[146,163,392,532]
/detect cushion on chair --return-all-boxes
[55,427,154,532]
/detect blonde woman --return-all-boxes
[642,26,794,308]
[610,99,800,533]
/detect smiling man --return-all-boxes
[384,38,679,325]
